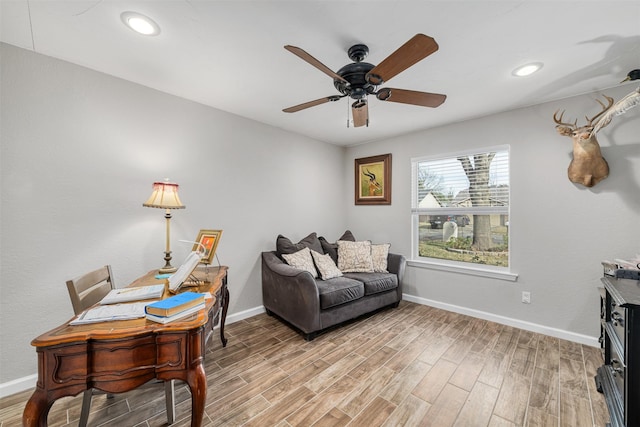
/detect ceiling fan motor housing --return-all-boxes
[334,61,376,99]
[333,43,378,100]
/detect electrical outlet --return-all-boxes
[522,291,531,304]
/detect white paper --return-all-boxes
[167,251,202,292]
[70,302,149,325]
[100,284,165,304]
[614,257,640,270]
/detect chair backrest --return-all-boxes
[66,265,115,314]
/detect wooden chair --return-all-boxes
[66,265,176,426]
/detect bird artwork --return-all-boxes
[590,69,640,136]
[621,69,640,83]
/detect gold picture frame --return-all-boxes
[355,153,392,205]
[193,229,222,265]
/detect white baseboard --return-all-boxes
[403,293,600,347]
[225,305,265,324]
[0,307,268,399]
[0,374,37,399]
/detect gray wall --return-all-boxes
[345,84,640,341]
[0,43,347,385]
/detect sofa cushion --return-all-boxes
[282,247,318,278]
[371,243,391,273]
[310,250,343,280]
[337,240,374,273]
[277,232,323,257]
[344,272,398,296]
[319,230,356,264]
[317,277,365,309]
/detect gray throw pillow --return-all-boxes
[276,232,323,257]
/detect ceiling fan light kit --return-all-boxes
[283,33,446,128]
[350,99,369,128]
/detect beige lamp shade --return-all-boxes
[143,181,185,209]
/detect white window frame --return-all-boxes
[410,145,517,282]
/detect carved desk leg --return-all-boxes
[220,281,229,347]
[23,388,51,427]
[187,360,207,427]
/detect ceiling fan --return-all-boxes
[283,34,446,127]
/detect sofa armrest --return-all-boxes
[263,251,312,278]
[387,252,406,298]
[261,251,322,333]
[387,253,406,280]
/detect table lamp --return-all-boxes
[143,179,185,273]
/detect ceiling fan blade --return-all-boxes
[284,45,348,83]
[283,95,342,113]
[352,99,369,127]
[366,34,439,85]
[376,88,446,108]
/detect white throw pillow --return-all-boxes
[371,243,390,273]
[337,240,374,273]
[310,250,343,280]
[282,247,317,278]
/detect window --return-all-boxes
[411,146,512,277]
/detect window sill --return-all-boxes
[407,259,518,282]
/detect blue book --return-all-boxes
[145,292,205,317]
[146,303,205,324]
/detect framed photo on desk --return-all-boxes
[193,229,222,265]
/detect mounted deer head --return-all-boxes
[553,95,614,187]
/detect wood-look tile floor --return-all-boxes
[0,301,609,427]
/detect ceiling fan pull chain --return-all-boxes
[346,97,350,128]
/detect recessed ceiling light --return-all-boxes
[512,62,543,77]
[121,12,161,36]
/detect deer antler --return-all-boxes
[586,95,614,126]
[553,110,577,128]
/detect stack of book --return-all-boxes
[602,258,640,280]
[145,292,206,324]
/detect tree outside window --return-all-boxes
[412,147,510,268]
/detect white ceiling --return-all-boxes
[2,1,639,146]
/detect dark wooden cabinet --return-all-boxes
[596,276,640,427]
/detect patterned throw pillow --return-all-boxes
[337,240,374,273]
[282,247,318,278]
[310,250,343,280]
[319,230,356,264]
[371,243,390,273]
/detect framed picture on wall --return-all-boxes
[355,153,392,205]
[193,229,222,265]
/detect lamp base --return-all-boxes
[159,250,177,274]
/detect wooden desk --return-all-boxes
[23,266,228,427]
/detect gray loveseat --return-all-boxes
[262,231,406,340]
